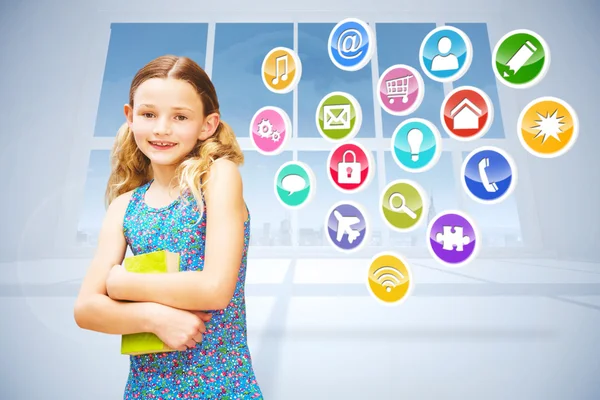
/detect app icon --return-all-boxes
[316,91,362,142]
[427,210,479,267]
[492,29,550,88]
[441,86,494,141]
[274,161,315,209]
[325,201,369,252]
[262,47,302,94]
[462,146,517,204]
[328,18,375,72]
[327,141,374,193]
[380,180,427,232]
[249,106,292,155]
[377,64,424,116]
[419,25,473,82]
[391,118,442,173]
[367,252,413,306]
[517,96,578,158]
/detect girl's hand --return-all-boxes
[106,264,128,300]
[150,304,212,351]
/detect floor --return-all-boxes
[2,256,600,399]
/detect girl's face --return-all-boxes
[124,77,218,166]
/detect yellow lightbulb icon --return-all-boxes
[367,252,413,305]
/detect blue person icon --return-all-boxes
[419,26,473,82]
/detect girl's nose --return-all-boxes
[153,118,172,135]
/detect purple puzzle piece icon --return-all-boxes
[428,210,479,266]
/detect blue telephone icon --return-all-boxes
[478,157,498,193]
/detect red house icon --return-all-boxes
[450,98,482,130]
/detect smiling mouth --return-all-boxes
[149,141,177,148]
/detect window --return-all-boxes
[384,151,458,246]
[447,23,504,139]
[297,150,381,247]
[211,23,293,139]
[212,23,294,248]
[74,21,532,254]
[376,23,447,138]
[448,23,523,246]
[376,23,461,249]
[77,150,110,246]
[461,152,523,246]
[240,151,294,246]
[94,23,209,138]
[297,23,376,138]
[77,23,209,245]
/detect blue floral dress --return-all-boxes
[121,179,263,399]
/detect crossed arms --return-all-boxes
[73,159,246,334]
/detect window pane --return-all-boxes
[77,150,110,245]
[240,151,293,246]
[76,150,297,248]
[460,151,523,247]
[297,23,376,138]
[447,23,505,139]
[94,23,209,137]
[212,23,293,139]
[297,150,381,246]
[376,23,447,138]
[384,151,458,247]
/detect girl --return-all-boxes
[74,55,263,399]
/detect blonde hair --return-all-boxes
[104,55,244,217]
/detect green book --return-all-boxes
[120,250,180,356]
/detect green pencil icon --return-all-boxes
[504,41,537,77]
[493,29,550,88]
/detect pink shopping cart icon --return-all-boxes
[385,74,413,104]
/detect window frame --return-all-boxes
[60,21,544,259]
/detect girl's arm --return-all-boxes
[74,191,161,334]
[106,159,246,311]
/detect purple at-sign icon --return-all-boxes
[326,202,369,252]
[427,210,480,267]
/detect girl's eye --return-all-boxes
[142,112,154,118]
[175,115,188,121]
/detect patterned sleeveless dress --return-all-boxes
[121,179,263,399]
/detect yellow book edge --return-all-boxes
[120,250,180,355]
